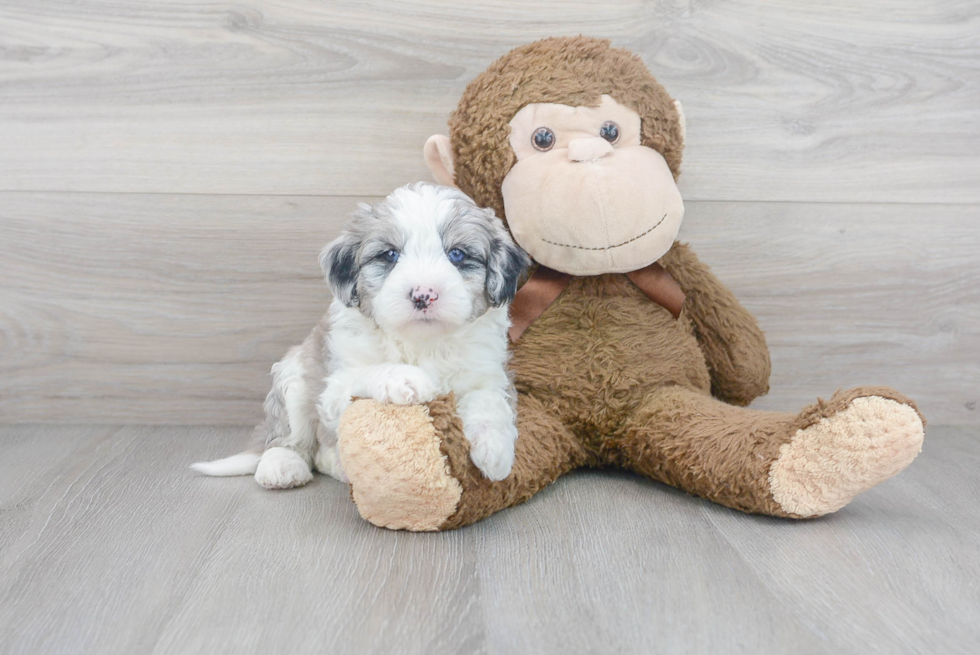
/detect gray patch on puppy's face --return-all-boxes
[319,229,360,307]
[347,205,405,320]
[440,202,530,316]
[319,201,404,317]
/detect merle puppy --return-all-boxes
[193,183,530,488]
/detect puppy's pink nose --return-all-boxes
[411,286,439,310]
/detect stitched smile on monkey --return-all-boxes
[499,94,685,276]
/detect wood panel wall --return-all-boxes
[1,0,977,424]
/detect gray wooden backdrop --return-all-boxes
[1,0,977,425]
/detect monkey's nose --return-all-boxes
[567,137,614,162]
[411,286,439,310]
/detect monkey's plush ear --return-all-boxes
[424,135,456,187]
[319,232,361,307]
[673,100,686,144]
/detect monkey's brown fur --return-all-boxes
[430,252,919,528]
[338,37,925,530]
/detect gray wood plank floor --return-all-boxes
[1,425,977,654]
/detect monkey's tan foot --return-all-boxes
[337,398,462,531]
[769,387,925,518]
[338,393,587,531]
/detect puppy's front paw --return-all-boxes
[254,447,314,490]
[466,423,517,482]
[376,367,438,405]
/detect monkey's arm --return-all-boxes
[659,242,771,406]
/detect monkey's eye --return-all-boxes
[447,248,466,264]
[532,127,555,152]
[599,121,620,144]
[382,249,399,263]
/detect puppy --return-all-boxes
[192,182,530,488]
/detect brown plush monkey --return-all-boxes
[336,36,925,531]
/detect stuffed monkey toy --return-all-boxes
[336,36,925,531]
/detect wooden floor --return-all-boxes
[0,424,976,654]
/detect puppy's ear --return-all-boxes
[485,210,531,307]
[319,230,361,307]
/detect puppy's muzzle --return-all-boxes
[411,286,439,310]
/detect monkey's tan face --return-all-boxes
[500,95,684,276]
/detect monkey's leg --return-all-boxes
[338,394,588,531]
[612,385,924,517]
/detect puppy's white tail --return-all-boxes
[190,452,261,477]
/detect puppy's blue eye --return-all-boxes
[447,248,465,263]
[383,249,399,263]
